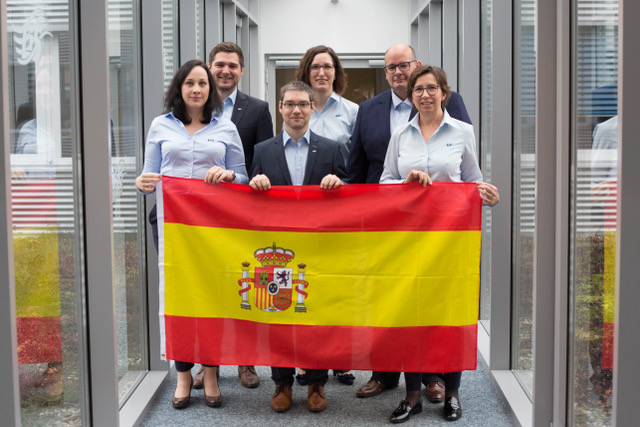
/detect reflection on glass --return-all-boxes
[479,0,494,331]
[107,0,147,403]
[512,0,536,394]
[8,2,83,424]
[570,1,618,425]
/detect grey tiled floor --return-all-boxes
[139,355,517,426]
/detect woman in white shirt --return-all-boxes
[136,59,247,410]
[381,65,498,423]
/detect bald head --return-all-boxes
[384,44,421,100]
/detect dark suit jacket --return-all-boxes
[251,131,347,186]
[231,91,274,172]
[346,89,471,184]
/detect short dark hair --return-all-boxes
[164,59,221,124]
[407,65,451,111]
[208,42,244,68]
[295,45,347,95]
[279,81,314,103]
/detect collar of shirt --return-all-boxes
[166,110,217,125]
[283,128,311,147]
[409,109,453,133]
[391,90,412,111]
[221,88,238,120]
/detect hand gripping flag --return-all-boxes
[158,176,482,373]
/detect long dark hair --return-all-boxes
[295,45,347,95]
[164,59,221,124]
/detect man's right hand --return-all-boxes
[249,174,271,190]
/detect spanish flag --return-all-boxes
[158,176,482,372]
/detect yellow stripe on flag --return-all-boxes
[163,223,481,327]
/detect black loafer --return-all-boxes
[389,399,422,423]
[444,396,462,421]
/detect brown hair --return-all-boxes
[279,81,314,103]
[208,42,244,68]
[295,45,347,95]
[407,65,451,111]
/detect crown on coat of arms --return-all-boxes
[254,242,295,267]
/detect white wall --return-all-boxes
[257,0,411,96]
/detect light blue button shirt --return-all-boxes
[309,92,358,164]
[221,88,238,120]
[140,111,248,189]
[380,110,482,184]
[389,90,413,133]
[283,129,310,186]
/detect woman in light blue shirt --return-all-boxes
[136,59,247,410]
[296,45,358,166]
[294,46,358,385]
[381,65,499,424]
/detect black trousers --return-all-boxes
[271,368,328,386]
[405,371,462,392]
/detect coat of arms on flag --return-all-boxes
[238,243,309,313]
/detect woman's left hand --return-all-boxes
[205,166,235,184]
[476,181,499,206]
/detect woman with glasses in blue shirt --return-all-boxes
[380,65,499,423]
[136,59,248,410]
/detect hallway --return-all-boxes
[140,355,516,426]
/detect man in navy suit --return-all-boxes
[208,42,274,173]
[347,44,472,401]
[250,81,346,413]
[200,42,274,390]
[347,44,471,185]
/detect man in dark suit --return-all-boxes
[347,44,472,401]
[208,42,274,172]
[250,81,346,413]
[199,42,273,390]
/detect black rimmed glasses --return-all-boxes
[281,101,312,110]
[309,64,334,73]
[383,60,417,74]
[412,85,440,96]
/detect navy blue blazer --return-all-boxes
[231,90,274,173]
[250,130,347,186]
[346,89,472,184]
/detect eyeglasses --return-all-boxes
[383,60,417,74]
[310,64,334,73]
[281,101,312,110]
[412,85,440,96]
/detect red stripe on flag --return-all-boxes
[16,316,62,365]
[602,322,614,370]
[162,177,482,232]
[164,315,477,372]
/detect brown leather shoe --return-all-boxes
[356,378,387,398]
[238,365,260,388]
[307,384,327,412]
[426,381,445,403]
[270,384,292,412]
[204,391,223,408]
[192,367,204,389]
[171,376,193,409]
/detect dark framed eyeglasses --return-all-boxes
[412,85,440,96]
[309,64,334,73]
[383,60,417,74]
[281,101,312,110]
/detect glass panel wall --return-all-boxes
[511,0,536,395]
[569,1,618,425]
[195,0,205,61]
[162,0,179,91]
[479,0,493,330]
[7,1,85,424]
[107,0,146,403]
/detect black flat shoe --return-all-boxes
[296,373,308,386]
[444,396,462,421]
[389,399,422,423]
[333,370,355,385]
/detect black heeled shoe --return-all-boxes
[389,399,422,423]
[333,370,355,385]
[444,396,462,421]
